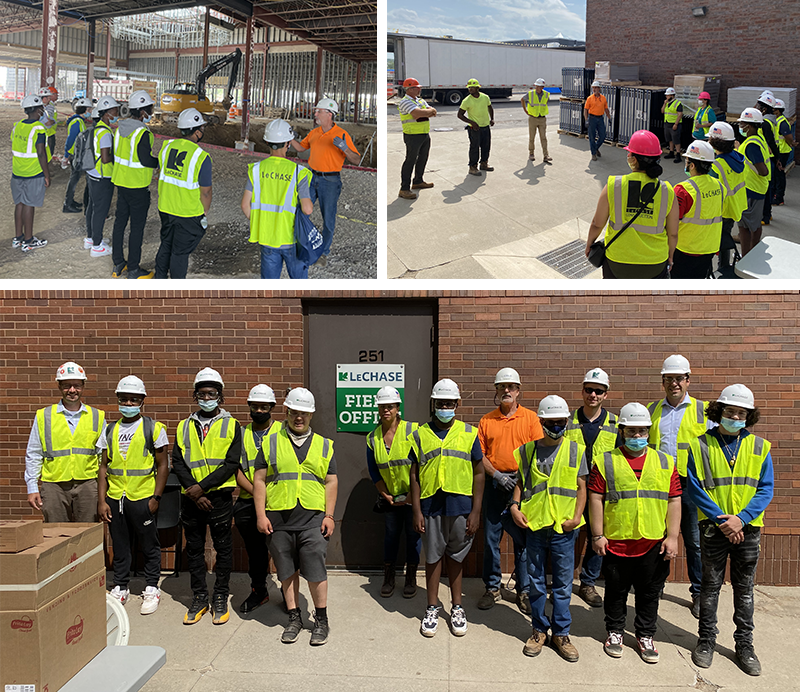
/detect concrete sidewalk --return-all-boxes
[124,570,798,691]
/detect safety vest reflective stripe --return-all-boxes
[238,421,280,499]
[41,405,100,457]
[159,143,204,189]
[679,178,723,225]
[603,448,671,502]
[176,415,237,491]
[264,430,333,511]
[93,123,113,178]
[113,128,146,168]
[399,97,430,135]
[106,418,164,501]
[676,175,724,255]
[526,90,549,117]
[12,124,46,158]
[712,159,747,196]
[520,441,579,501]
[609,176,670,234]
[368,421,417,496]
[251,163,297,213]
[412,421,477,499]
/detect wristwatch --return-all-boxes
[509,500,520,509]
[153,495,162,502]
[325,514,334,519]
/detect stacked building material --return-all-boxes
[727,86,796,119]
[594,61,639,83]
[559,98,586,135]
[617,86,668,146]
[561,67,595,100]
[673,74,722,113]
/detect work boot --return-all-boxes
[551,635,579,662]
[411,181,434,189]
[477,588,501,610]
[692,639,715,668]
[578,583,603,608]
[544,155,553,163]
[468,166,482,176]
[183,594,209,625]
[591,154,598,162]
[310,612,329,646]
[211,593,230,625]
[403,564,418,598]
[281,608,303,643]
[398,189,417,200]
[523,629,547,657]
[515,591,531,615]
[128,267,155,280]
[62,202,82,213]
[691,595,701,619]
[381,563,396,598]
[239,587,269,614]
[735,643,761,676]
[674,154,683,164]
[595,151,601,158]
[479,162,494,171]
[664,151,675,159]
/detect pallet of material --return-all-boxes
[558,130,587,138]
[673,74,722,109]
[727,86,796,119]
[597,80,642,87]
[595,61,639,83]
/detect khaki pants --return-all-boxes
[528,116,548,157]
[40,479,98,522]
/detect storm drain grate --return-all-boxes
[536,239,596,280]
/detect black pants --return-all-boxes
[468,125,491,167]
[774,152,789,204]
[233,497,270,591]
[108,496,161,589]
[762,159,776,222]
[603,259,670,280]
[603,543,671,638]
[670,248,714,279]
[64,164,85,207]
[181,490,233,599]
[698,522,761,645]
[112,186,151,272]
[86,176,114,246]
[155,212,206,279]
[400,133,431,191]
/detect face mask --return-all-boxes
[250,411,271,425]
[720,417,747,433]
[685,165,692,177]
[624,437,649,452]
[197,129,204,141]
[739,127,748,137]
[435,409,456,423]
[118,405,141,417]
[697,100,705,106]
[543,423,566,439]
[142,114,152,123]
[198,398,218,412]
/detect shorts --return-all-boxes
[11,176,46,207]
[266,525,329,583]
[740,196,765,233]
[664,121,682,146]
[421,514,474,564]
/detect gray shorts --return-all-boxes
[664,121,682,146]
[422,514,474,564]
[740,195,765,233]
[266,526,329,583]
[11,175,46,207]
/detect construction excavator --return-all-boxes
[159,47,241,125]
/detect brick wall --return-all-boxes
[586,0,800,111]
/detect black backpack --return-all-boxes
[106,415,157,463]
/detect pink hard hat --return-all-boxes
[698,91,711,101]
[624,130,662,157]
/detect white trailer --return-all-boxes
[389,33,585,106]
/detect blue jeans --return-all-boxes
[482,480,528,593]
[260,244,308,279]
[680,483,702,597]
[309,174,342,256]
[587,114,606,155]
[384,505,421,565]
[526,527,577,636]
[579,508,603,585]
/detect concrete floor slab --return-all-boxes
[415,256,495,280]
[387,247,408,279]
[473,255,567,280]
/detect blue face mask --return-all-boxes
[624,437,649,452]
[118,405,141,418]
[142,114,152,123]
[198,399,219,412]
[721,417,747,433]
[435,408,456,423]
[109,116,119,125]
[739,126,748,137]
[543,423,566,439]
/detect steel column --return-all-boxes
[105,21,111,76]
[314,45,323,104]
[86,18,96,99]
[40,0,58,89]
[241,15,253,141]
[261,42,269,117]
[202,8,210,68]
[175,45,180,82]
[354,61,362,125]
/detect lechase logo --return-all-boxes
[338,370,402,383]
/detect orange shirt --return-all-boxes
[301,124,357,173]
[478,405,544,473]
[584,93,608,116]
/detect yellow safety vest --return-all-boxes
[111,125,154,189]
[263,427,334,511]
[11,120,50,177]
[367,420,418,497]
[606,172,674,265]
[758,120,777,159]
[647,396,707,477]
[158,138,210,217]
[36,405,105,483]
[664,99,682,124]
[741,134,771,195]
[106,418,167,501]
[247,156,312,248]
[93,122,114,178]
[693,105,714,138]
[675,174,724,255]
[597,447,674,540]
[689,433,770,527]
[776,115,792,154]
[514,439,585,533]
[238,421,281,500]
[564,409,618,463]
[66,116,86,156]
[411,420,478,500]
[176,414,238,492]
[526,90,549,117]
[711,156,747,222]
[399,96,431,135]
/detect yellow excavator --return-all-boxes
[159,48,241,125]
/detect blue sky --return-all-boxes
[387,0,587,42]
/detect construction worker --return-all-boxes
[234,384,280,614]
[397,77,437,200]
[661,87,684,163]
[171,367,242,626]
[110,90,158,280]
[588,402,681,664]
[410,379,485,638]
[687,385,774,677]
[366,386,420,599]
[457,78,494,176]
[252,388,338,646]
[708,122,746,273]
[38,86,57,160]
[736,108,771,256]
[290,98,360,262]
[63,97,92,213]
[24,362,106,522]
[11,94,50,252]
[84,95,119,258]
[772,98,793,207]
[521,77,551,163]
[155,108,212,279]
[510,395,588,663]
[477,367,544,615]
[97,376,169,616]
[647,354,707,618]
[584,80,610,162]
[691,91,716,141]
[753,91,781,226]
[241,119,314,279]
[671,140,724,279]
[565,368,618,608]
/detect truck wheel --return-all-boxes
[445,90,463,106]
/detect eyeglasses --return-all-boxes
[662,376,688,384]
[721,407,748,419]
[623,429,649,438]
[117,396,144,405]
[434,402,457,410]
[495,384,520,391]
[287,409,312,418]
[195,390,220,400]
[583,386,607,396]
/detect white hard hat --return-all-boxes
[22,94,43,109]
[661,354,691,375]
[665,87,676,96]
[91,107,100,119]
[56,361,87,381]
[708,121,736,141]
[38,87,51,97]
[757,91,776,107]
[73,97,92,110]
[116,375,147,396]
[538,395,570,419]
[683,140,716,162]
[285,387,316,413]
[315,98,339,114]
[618,402,652,427]
[535,78,547,86]
[128,90,154,109]
[248,384,276,403]
[375,386,402,405]
[774,98,786,110]
[739,107,764,125]
[494,367,521,385]
[583,368,610,388]
[194,367,223,388]
[177,107,207,129]
[263,118,295,144]
[431,378,460,400]
[96,95,120,112]
[591,80,601,88]
[716,384,755,410]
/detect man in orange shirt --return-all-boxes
[291,98,360,262]
[477,367,544,614]
[584,81,611,162]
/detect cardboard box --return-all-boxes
[0,520,43,553]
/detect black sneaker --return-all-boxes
[281,608,303,643]
[735,643,761,676]
[692,639,715,668]
[62,202,82,213]
[674,155,683,164]
[21,237,47,252]
[310,612,329,646]
[211,593,229,625]
[127,267,154,280]
[691,595,701,619]
[112,262,127,278]
[664,151,674,159]
[183,594,209,625]
[239,587,269,613]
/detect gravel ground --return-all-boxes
[0,103,376,280]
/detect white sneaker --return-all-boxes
[90,243,112,257]
[141,586,161,615]
[420,605,440,637]
[110,585,130,605]
[450,605,468,636]
[83,237,93,249]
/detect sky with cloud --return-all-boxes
[387,0,587,42]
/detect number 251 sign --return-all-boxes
[336,364,405,432]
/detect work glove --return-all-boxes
[332,136,349,152]
[493,470,517,493]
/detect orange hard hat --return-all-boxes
[624,130,662,157]
[403,78,420,88]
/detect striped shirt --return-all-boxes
[398,95,429,115]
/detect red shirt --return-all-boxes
[588,448,681,557]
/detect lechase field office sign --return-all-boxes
[336,364,405,432]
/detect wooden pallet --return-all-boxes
[558,129,587,138]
